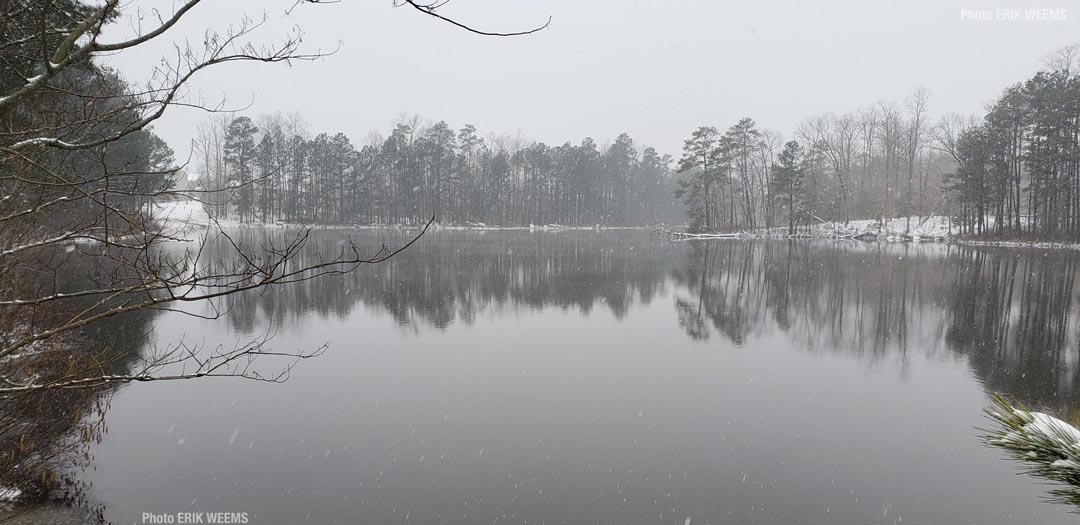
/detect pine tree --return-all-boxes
[223,116,259,222]
[676,127,721,232]
[771,141,806,235]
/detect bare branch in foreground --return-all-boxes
[398,0,551,36]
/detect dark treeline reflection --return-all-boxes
[674,240,1080,414]
[673,241,954,351]
[946,248,1080,415]
[203,230,679,334]
[198,232,1080,413]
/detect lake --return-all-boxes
[7,230,1080,524]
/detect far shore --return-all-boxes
[153,200,1080,250]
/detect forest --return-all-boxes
[190,46,1080,241]
[672,50,1080,239]
[193,114,683,226]
[948,61,1080,238]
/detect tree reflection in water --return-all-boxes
[128,231,1080,513]
[200,232,1080,417]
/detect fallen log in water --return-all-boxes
[650,228,746,240]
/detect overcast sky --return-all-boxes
[102,0,1079,160]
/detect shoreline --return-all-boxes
[653,227,1080,251]
[153,201,1080,250]
[197,222,1080,251]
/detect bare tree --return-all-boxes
[0,0,547,498]
[903,87,930,231]
[800,113,859,224]
[1,0,547,385]
[875,101,903,222]
[194,112,235,217]
[753,129,782,229]
[1042,43,1080,74]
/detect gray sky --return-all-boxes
[103,0,1079,159]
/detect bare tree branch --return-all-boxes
[398,0,550,37]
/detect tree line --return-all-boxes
[195,114,683,226]
[676,46,1080,240]
[1,0,459,499]
[945,48,1080,239]
[200,229,1080,422]
[675,89,953,234]
[194,45,1080,240]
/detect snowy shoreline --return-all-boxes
[151,199,654,232]
[152,200,1080,250]
[660,216,1080,251]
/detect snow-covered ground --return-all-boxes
[149,199,646,232]
[800,216,1080,250]
[0,486,20,502]
[153,198,953,238]
[658,216,953,241]
[151,198,213,228]
[803,215,952,240]
[149,200,1080,250]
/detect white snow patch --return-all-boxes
[803,215,953,240]
[1051,459,1080,469]
[0,486,21,502]
[992,407,1080,461]
[152,198,212,227]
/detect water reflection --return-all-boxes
[197,231,1080,417]
[674,242,1079,409]
[205,230,678,333]
[946,248,1080,415]
[1,247,153,515]
[47,231,1080,523]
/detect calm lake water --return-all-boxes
[9,231,1080,524]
